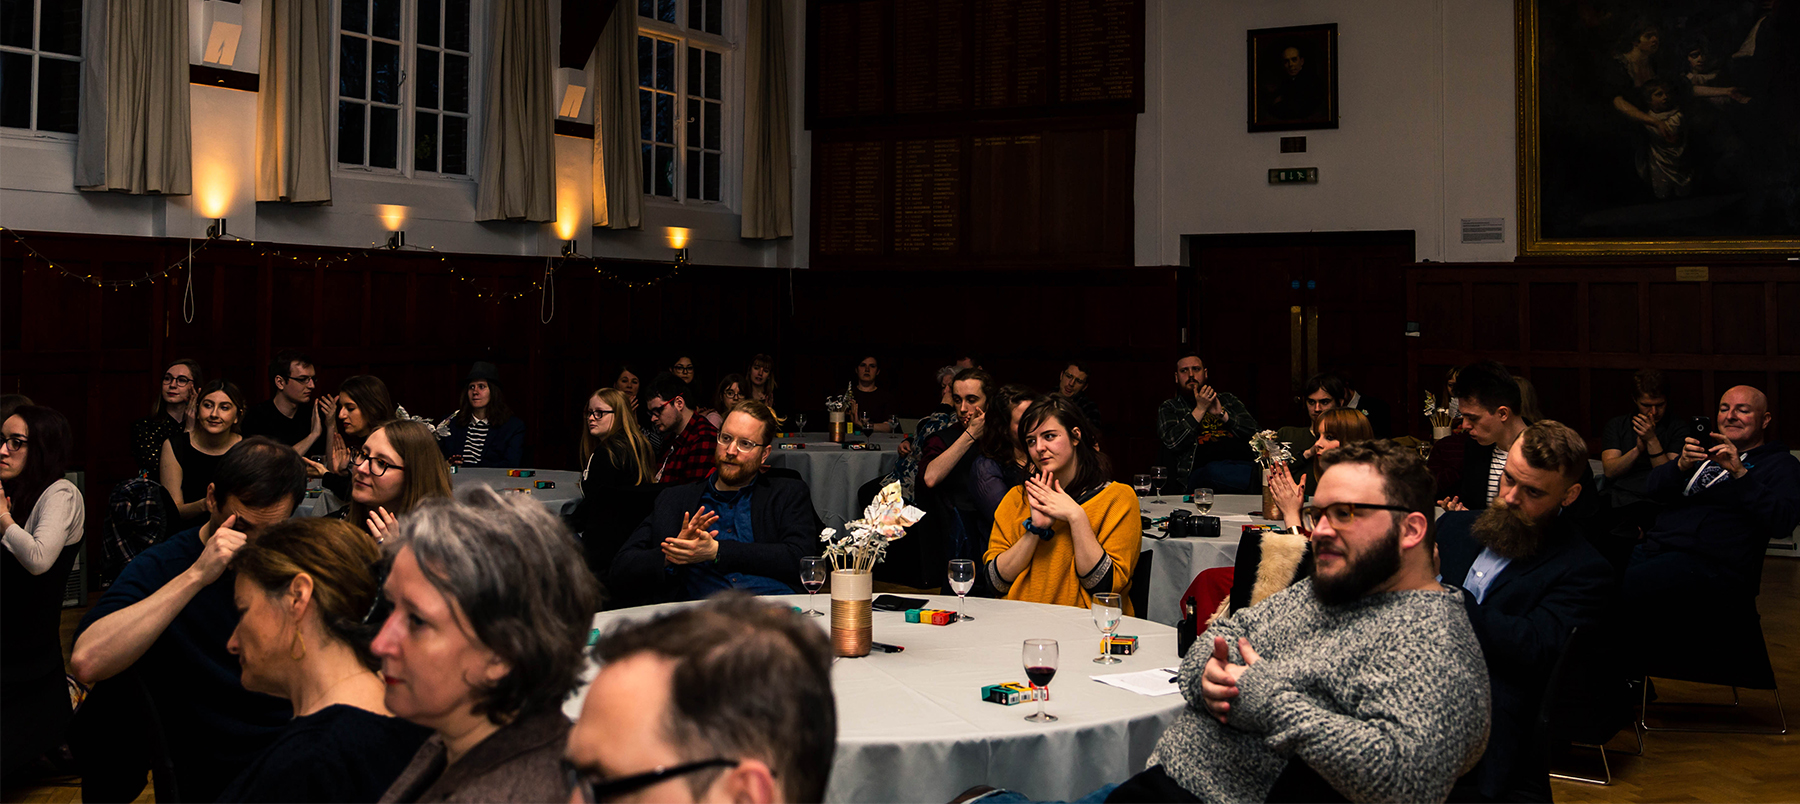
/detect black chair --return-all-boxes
[1129,549,1153,619]
[576,483,667,608]
[1638,553,1786,736]
[72,670,179,803]
[1544,626,1641,786]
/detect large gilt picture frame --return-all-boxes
[1517,0,1800,256]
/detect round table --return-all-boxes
[295,467,585,519]
[571,594,1186,803]
[1135,493,1274,625]
[767,434,903,531]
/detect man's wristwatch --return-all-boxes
[1022,518,1054,539]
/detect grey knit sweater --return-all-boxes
[1149,579,1491,803]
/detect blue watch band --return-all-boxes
[1022,518,1054,538]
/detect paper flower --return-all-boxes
[1248,430,1294,468]
[817,481,923,573]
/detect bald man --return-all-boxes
[1624,385,1799,608]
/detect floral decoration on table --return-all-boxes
[1423,392,1455,431]
[1248,430,1294,468]
[819,481,924,573]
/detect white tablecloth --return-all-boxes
[296,467,585,519]
[1136,494,1275,625]
[767,434,902,531]
[572,595,1186,803]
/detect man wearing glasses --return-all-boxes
[565,595,835,804]
[610,401,818,603]
[645,374,721,485]
[244,349,325,455]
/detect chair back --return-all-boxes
[1542,625,1635,750]
[1129,549,1153,618]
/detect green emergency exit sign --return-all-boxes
[1268,167,1319,184]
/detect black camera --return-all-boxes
[1166,510,1221,539]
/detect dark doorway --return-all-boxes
[1179,231,1416,438]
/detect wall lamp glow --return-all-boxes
[201,0,245,66]
[562,239,578,257]
[207,218,227,238]
[386,231,405,249]
[666,227,690,265]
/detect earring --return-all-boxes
[290,630,307,661]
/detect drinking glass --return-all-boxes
[796,414,809,436]
[1192,488,1214,516]
[1091,593,1123,665]
[1418,442,1434,461]
[948,559,976,622]
[799,557,827,617]
[1132,474,1153,499]
[1150,466,1168,503]
[1021,639,1059,722]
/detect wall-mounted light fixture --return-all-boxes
[386,231,405,249]
[555,68,588,119]
[562,239,578,257]
[201,0,245,66]
[207,218,228,238]
[666,227,690,265]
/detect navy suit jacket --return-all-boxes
[609,472,818,603]
[1437,510,1614,802]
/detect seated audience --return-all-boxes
[1436,421,1614,803]
[1600,368,1682,506]
[646,373,720,484]
[438,362,525,467]
[921,369,999,572]
[1428,366,1473,494]
[670,355,697,386]
[131,358,200,476]
[1514,376,1546,423]
[570,595,836,804]
[1443,362,1531,512]
[973,384,1047,514]
[1074,441,1490,803]
[71,439,306,804]
[320,375,398,500]
[373,485,601,803]
[1,406,84,778]
[216,519,431,802]
[244,349,325,454]
[882,365,960,500]
[1269,408,1373,529]
[1157,353,1260,494]
[611,401,815,602]
[850,355,898,432]
[343,420,455,542]
[1056,360,1105,438]
[707,373,748,429]
[984,397,1142,614]
[748,353,778,408]
[1274,372,1346,460]
[612,363,653,446]
[161,379,247,527]
[578,388,656,492]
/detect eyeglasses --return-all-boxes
[671,363,695,372]
[1,435,27,451]
[281,374,317,386]
[715,432,765,452]
[564,758,739,803]
[1299,502,1419,532]
[351,450,405,477]
[162,374,194,387]
[647,402,668,418]
[586,408,615,420]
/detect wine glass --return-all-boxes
[1132,474,1153,499]
[1021,639,1059,723]
[799,557,827,617]
[1418,442,1434,461]
[795,414,809,436]
[948,559,976,622]
[1091,593,1122,665]
[1192,488,1214,516]
[1150,466,1168,503]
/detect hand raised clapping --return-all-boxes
[662,507,721,565]
[1199,635,1261,724]
[1024,470,1082,526]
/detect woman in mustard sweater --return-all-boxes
[983,396,1142,615]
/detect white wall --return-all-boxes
[1136,0,1517,264]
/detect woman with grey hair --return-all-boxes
[372,485,602,803]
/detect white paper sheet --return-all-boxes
[1089,667,1184,697]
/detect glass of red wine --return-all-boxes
[799,557,827,617]
[1022,639,1059,723]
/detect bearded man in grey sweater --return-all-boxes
[1124,441,1492,803]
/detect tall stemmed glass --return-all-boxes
[1150,466,1168,503]
[1091,592,1123,664]
[799,557,827,617]
[796,414,809,436]
[948,559,976,622]
[1022,639,1059,722]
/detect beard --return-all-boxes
[1311,522,1403,606]
[1470,500,1546,560]
[715,455,759,487]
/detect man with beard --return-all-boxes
[1157,354,1259,495]
[1080,441,1490,803]
[1436,420,1613,803]
[610,400,818,602]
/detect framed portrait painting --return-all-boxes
[1518,0,1800,255]
[1247,23,1339,132]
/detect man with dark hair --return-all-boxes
[611,401,816,603]
[850,355,897,433]
[1444,361,1532,512]
[1436,420,1614,803]
[647,373,720,484]
[70,438,306,803]
[1276,372,1347,458]
[243,348,325,454]
[568,595,837,804]
[1056,360,1105,436]
[1157,353,1259,494]
[1599,368,1682,508]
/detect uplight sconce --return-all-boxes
[562,239,578,257]
[386,231,406,249]
[555,68,588,119]
[207,218,227,238]
[666,227,690,265]
[200,0,245,66]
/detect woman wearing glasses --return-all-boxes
[319,376,398,501]
[217,519,430,802]
[336,420,454,544]
[1,405,84,777]
[130,358,202,476]
[374,486,601,803]
[160,379,248,528]
[705,374,747,429]
[577,388,654,493]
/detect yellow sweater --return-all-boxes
[983,481,1143,616]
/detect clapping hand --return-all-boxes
[1024,470,1081,525]
[1438,495,1467,512]
[366,506,398,543]
[663,507,721,565]
[0,485,12,528]
[1199,636,1261,724]
[1269,465,1305,522]
[301,457,327,478]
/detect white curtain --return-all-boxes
[475,0,557,221]
[78,0,191,194]
[256,0,333,203]
[740,0,793,239]
[72,0,106,187]
[592,0,641,229]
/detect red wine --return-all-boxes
[803,580,823,593]
[1025,666,1057,687]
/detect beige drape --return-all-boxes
[740,0,792,239]
[77,0,191,194]
[592,0,641,229]
[256,0,333,203]
[475,0,556,221]
[72,0,106,187]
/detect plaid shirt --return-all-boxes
[655,413,720,484]
[1156,392,1259,481]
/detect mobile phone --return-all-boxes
[1688,416,1712,440]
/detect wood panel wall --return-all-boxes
[1405,262,1800,453]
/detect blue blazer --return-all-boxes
[439,416,525,467]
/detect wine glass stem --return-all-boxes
[1036,685,1046,719]
[958,594,966,621]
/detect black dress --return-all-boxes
[169,435,232,528]
[130,413,184,476]
[0,542,81,777]
[215,704,431,803]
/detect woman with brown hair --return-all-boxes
[577,388,654,491]
[747,353,778,408]
[319,375,398,501]
[341,420,454,544]
[160,379,247,527]
[1270,407,1374,530]
[218,518,431,802]
[130,358,201,476]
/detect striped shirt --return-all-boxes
[1486,447,1507,504]
[463,418,489,465]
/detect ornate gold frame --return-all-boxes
[1515,1,1800,256]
